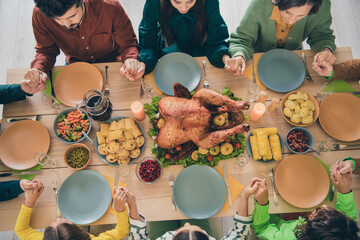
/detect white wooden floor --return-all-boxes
[0,0,359,239]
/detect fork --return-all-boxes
[267,166,279,206]
[334,143,360,150]
[104,66,110,97]
[168,173,177,211]
[52,178,62,218]
[301,52,313,82]
[202,59,209,88]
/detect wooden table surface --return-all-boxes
[0,47,359,231]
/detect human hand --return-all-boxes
[21,79,45,95]
[20,179,42,191]
[241,177,260,199]
[24,68,47,89]
[313,48,336,66]
[312,60,333,77]
[331,160,354,175]
[253,178,268,205]
[24,183,44,208]
[113,187,127,213]
[224,56,246,75]
[331,168,352,194]
[120,59,145,81]
[122,187,142,221]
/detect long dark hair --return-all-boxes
[44,223,91,240]
[272,0,322,15]
[173,230,209,240]
[160,0,207,46]
[295,207,360,240]
[34,0,83,18]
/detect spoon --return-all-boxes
[305,143,321,155]
[82,130,93,144]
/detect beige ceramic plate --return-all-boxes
[54,62,103,106]
[319,93,360,142]
[274,154,329,209]
[0,120,50,170]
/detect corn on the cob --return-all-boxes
[250,135,262,160]
[269,134,282,161]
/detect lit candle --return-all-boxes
[249,103,266,122]
[131,101,146,121]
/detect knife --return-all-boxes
[223,163,232,208]
[202,59,209,88]
[140,76,145,99]
[7,115,39,123]
[251,57,256,84]
[49,69,56,97]
[0,171,42,177]
[111,166,119,209]
[301,52,313,82]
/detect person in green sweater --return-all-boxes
[227,0,336,75]
[138,0,231,74]
[251,161,359,240]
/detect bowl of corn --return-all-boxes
[64,143,91,170]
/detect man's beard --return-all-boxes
[64,23,80,32]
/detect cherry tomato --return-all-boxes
[165,153,171,159]
[176,145,182,151]
[225,138,231,143]
[207,155,213,161]
[235,142,241,149]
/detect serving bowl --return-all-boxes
[54,107,91,144]
[136,156,162,184]
[64,143,91,170]
[280,90,319,127]
[286,127,313,154]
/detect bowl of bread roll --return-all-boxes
[94,117,146,165]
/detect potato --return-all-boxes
[288,94,298,100]
[301,100,315,111]
[299,107,309,118]
[294,105,301,114]
[297,91,308,100]
[290,114,301,124]
[301,114,313,124]
[284,100,298,110]
[296,99,305,104]
[283,107,293,118]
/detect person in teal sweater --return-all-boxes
[0,179,41,202]
[250,161,359,240]
[227,0,336,75]
[0,80,43,104]
[137,0,231,74]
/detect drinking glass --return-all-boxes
[141,76,154,98]
[316,83,334,104]
[42,95,63,112]
[34,152,60,187]
[119,163,130,177]
[246,82,261,102]
[233,152,249,169]
[318,138,336,152]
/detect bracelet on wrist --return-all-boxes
[343,157,356,172]
[324,68,334,80]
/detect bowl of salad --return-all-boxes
[53,107,91,144]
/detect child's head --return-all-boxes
[43,218,90,240]
[172,223,209,240]
[295,205,360,240]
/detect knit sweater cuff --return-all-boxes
[332,64,347,80]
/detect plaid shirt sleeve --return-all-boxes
[221,214,252,240]
[129,215,150,240]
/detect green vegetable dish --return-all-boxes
[67,147,89,168]
[57,110,90,142]
[144,87,247,168]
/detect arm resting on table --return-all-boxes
[14,204,44,240]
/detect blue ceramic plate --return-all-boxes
[154,52,201,95]
[257,49,305,93]
[173,165,226,219]
[53,107,91,144]
[58,170,111,225]
[94,117,146,166]
[246,130,284,161]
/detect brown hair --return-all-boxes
[43,223,91,240]
[295,207,360,240]
[160,0,207,46]
[173,230,209,240]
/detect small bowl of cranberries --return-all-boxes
[136,156,162,184]
[286,127,314,154]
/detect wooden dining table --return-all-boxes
[0,47,359,232]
